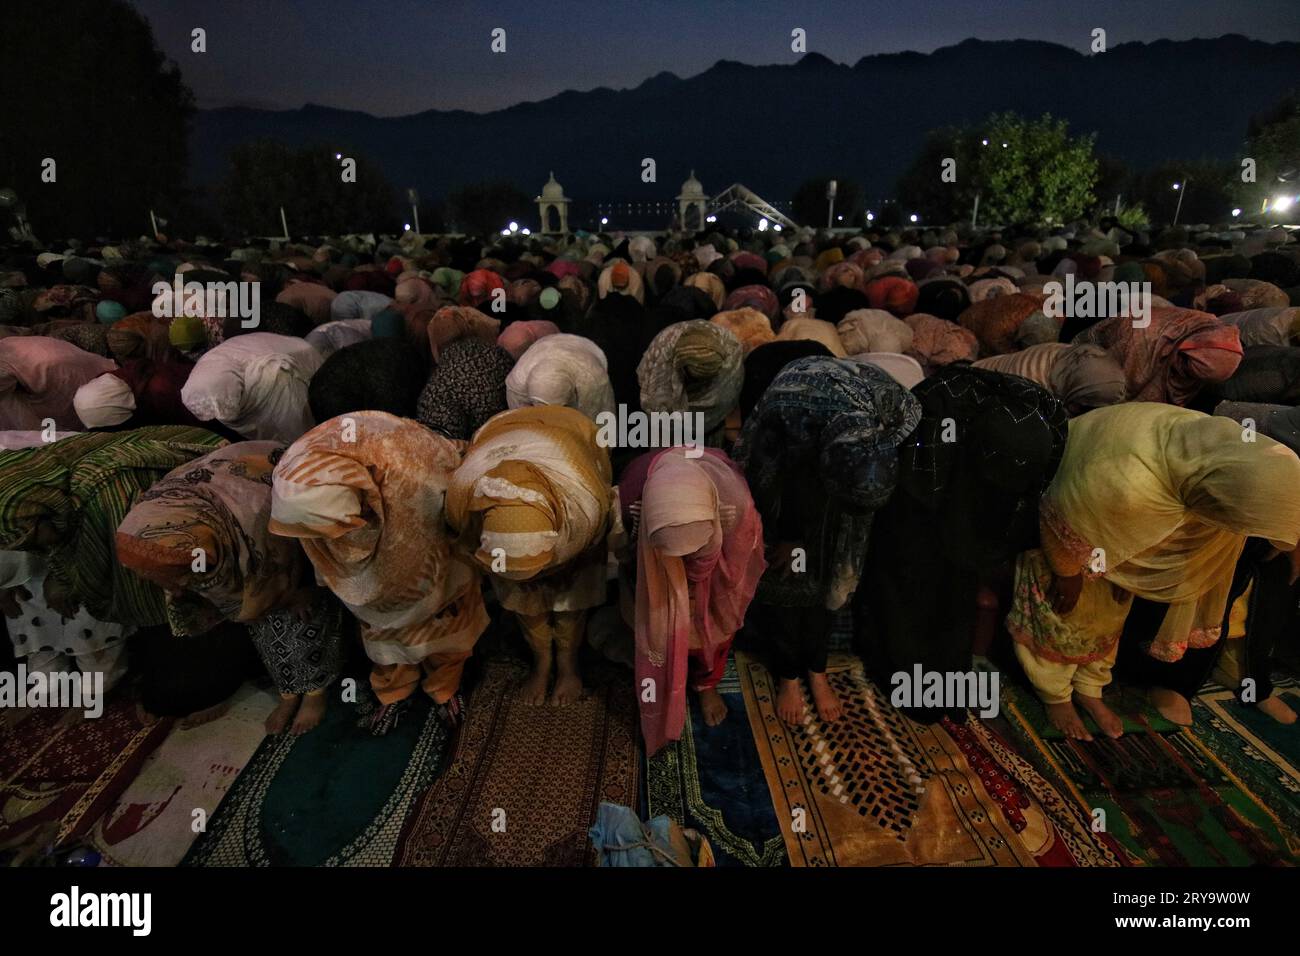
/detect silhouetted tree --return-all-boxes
[792,176,864,227]
[0,0,194,238]
[217,142,398,237]
[445,181,534,236]
[1233,90,1300,220]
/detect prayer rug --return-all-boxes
[1190,684,1300,840]
[0,693,172,854]
[185,687,449,866]
[1001,682,1300,866]
[643,656,787,867]
[737,651,1117,866]
[395,655,639,866]
[90,683,275,866]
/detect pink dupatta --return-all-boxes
[631,448,765,755]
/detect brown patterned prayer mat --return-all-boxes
[395,655,639,866]
[738,650,1104,867]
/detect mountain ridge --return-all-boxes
[192,36,1300,206]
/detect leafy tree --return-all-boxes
[791,176,864,227]
[217,142,398,237]
[445,181,534,236]
[897,113,1098,227]
[0,0,194,238]
[1232,91,1300,219]
[896,127,978,225]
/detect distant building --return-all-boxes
[535,172,571,234]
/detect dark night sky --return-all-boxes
[130,0,1300,116]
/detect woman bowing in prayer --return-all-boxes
[116,441,346,734]
[270,411,488,733]
[637,320,744,449]
[854,366,1070,722]
[0,426,255,722]
[1005,403,1300,739]
[0,336,116,430]
[734,357,921,725]
[446,406,614,707]
[181,332,323,443]
[973,342,1127,415]
[1072,306,1242,407]
[505,333,615,422]
[615,447,766,751]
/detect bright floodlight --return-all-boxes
[600,217,608,225]
[1172,183,1180,190]
[335,153,342,160]
[837,215,843,222]
[522,228,531,235]
[981,139,989,146]
[501,229,510,236]
[910,214,919,222]
[773,224,782,232]
[1274,194,1295,212]
[1001,142,1008,148]
[1232,208,1242,217]
[706,215,717,223]
[509,221,519,232]
[403,223,411,231]
[758,217,769,231]
[866,212,875,221]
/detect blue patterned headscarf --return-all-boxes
[734,356,922,608]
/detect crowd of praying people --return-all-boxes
[1,216,1298,756]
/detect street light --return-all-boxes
[509,221,519,233]
[600,217,608,225]
[1172,179,1189,226]
[910,214,919,223]
[1232,208,1242,217]
[866,211,874,222]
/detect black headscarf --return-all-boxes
[855,365,1069,721]
[307,338,429,422]
[739,339,833,419]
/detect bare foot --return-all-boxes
[808,671,842,723]
[698,687,728,727]
[1257,694,1298,725]
[776,677,806,725]
[1148,687,1192,726]
[519,655,552,706]
[550,668,583,707]
[1046,700,1093,741]
[134,701,162,726]
[1075,694,1124,739]
[180,699,231,730]
[291,693,327,734]
[266,695,300,734]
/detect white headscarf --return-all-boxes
[73,373,136,428]
[181,332,323,442]
[505,333,615,422]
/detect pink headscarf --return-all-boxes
[621,448,766,755]
[0,336,117,430]
[276,281,337,325]
[497,320,560,360]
